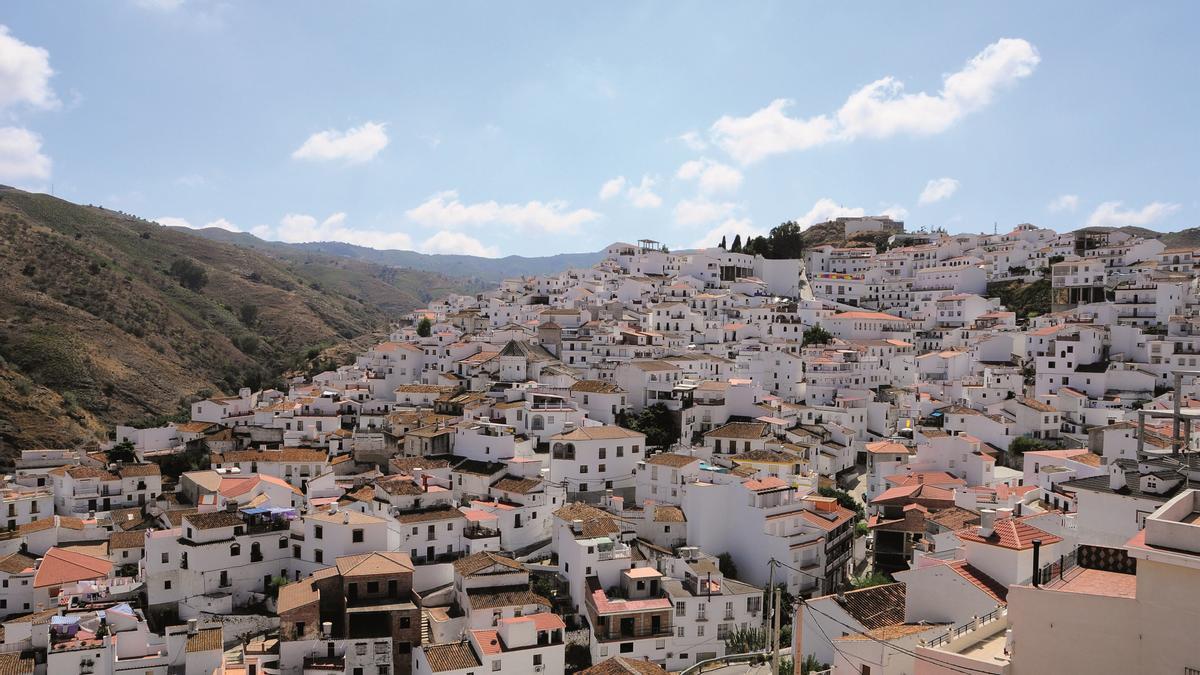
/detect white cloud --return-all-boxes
[292,122,389,164]
[1086,201,1181,229]
[711,38,1039,164]
[599,174,661,208]
[673,197,738,226]
[795,198,866,229]
[406,190,599,234]
[691,218,764,249]
[677,131,708,151]
[918,177,960,205]
[625,175,662,208]
[132,0,185,10]
[0,127,51,183]
[1048,194,1079,212]
[599,176,627,200]
[275,212,415,249]
[711,99,837,165]
[420,231,500,258]
[880,204,909,221]
[154,216,240,232]
[675,158,743,195]
[0,25,57,111]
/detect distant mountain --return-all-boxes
[181,228,606,282]
[0,186,478,453]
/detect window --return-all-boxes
[675,601,686,617]
[293,545,301,558]
[161,552,169,564]
[352,529,364,543]
[491,660,501,672]
[367,581,379,593]
[533,655,542,666]
[164,580,171,590]
[315,549,324,564]
[231,543,241,557]
[677,626,685,637]
[280,536,288,549]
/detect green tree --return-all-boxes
[723,625,768,653]
[730,234,743,252]
[108,440,137,463]
[802,324,833,346]
[850,571,893,589]
[719,235,728,249]
[765,221,805,259]
[799,654,829,674]
[1009,436,1049,455]
[616,403,679,449]
[238,303,259,326]
[169,258,208,291]
[416,317,433,337]
[717,552,738,580]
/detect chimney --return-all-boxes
[187,619,198,635]
[571,519,583,534]
[977,509,996,538]
[1109,462,1126,491]
[343,511,350,525]
[422,474,429,492]
[321,621,332,638]
[1032,539,1043,587]
[329,503,338,515]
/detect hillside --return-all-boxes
[183,228,605,282]
[0,186,476,453]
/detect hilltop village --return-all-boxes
[3,216,1200,675]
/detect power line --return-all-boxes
[769,558,1001,675]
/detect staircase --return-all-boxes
[420,610,432,645]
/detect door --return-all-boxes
[264,575,272,592]
[388,580,398,598]
[426,546,435,561]
[651,615,661,634]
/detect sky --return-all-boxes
[2,2,1198,257]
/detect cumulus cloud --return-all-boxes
[676,158,743,195]
[795,198,866,229]
[691,218,764,249]
[918,177,960,205]
[1086,201,1181,229]
[154,216,240,232]
[673,197,738,226]
[625,175,662,208]
[0,127,51,183]
[711,38,1039,164]
[880,204,909,221]
[275,212,415,250]
[292,122,389,164]
[677,131,708,151]
[406,190,600,234]
[0,25,58,111]
[1048,194,1079,213]
[421,231,500,258]
[599,175,662,208]
[599,176,626,200]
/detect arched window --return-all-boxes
[231,543,241,557]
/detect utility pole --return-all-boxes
[764,560,775,633]
[770,586,782,675]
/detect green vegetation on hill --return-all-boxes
[0,186,476,452]
[987,278,1050,318]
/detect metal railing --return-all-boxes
[925,607,1004,649]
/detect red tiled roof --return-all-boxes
[946,560,1009,604]
[956,517,1062,550]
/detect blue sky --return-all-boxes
[2,2,1197,257]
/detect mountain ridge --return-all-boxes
[0,186,476,453]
